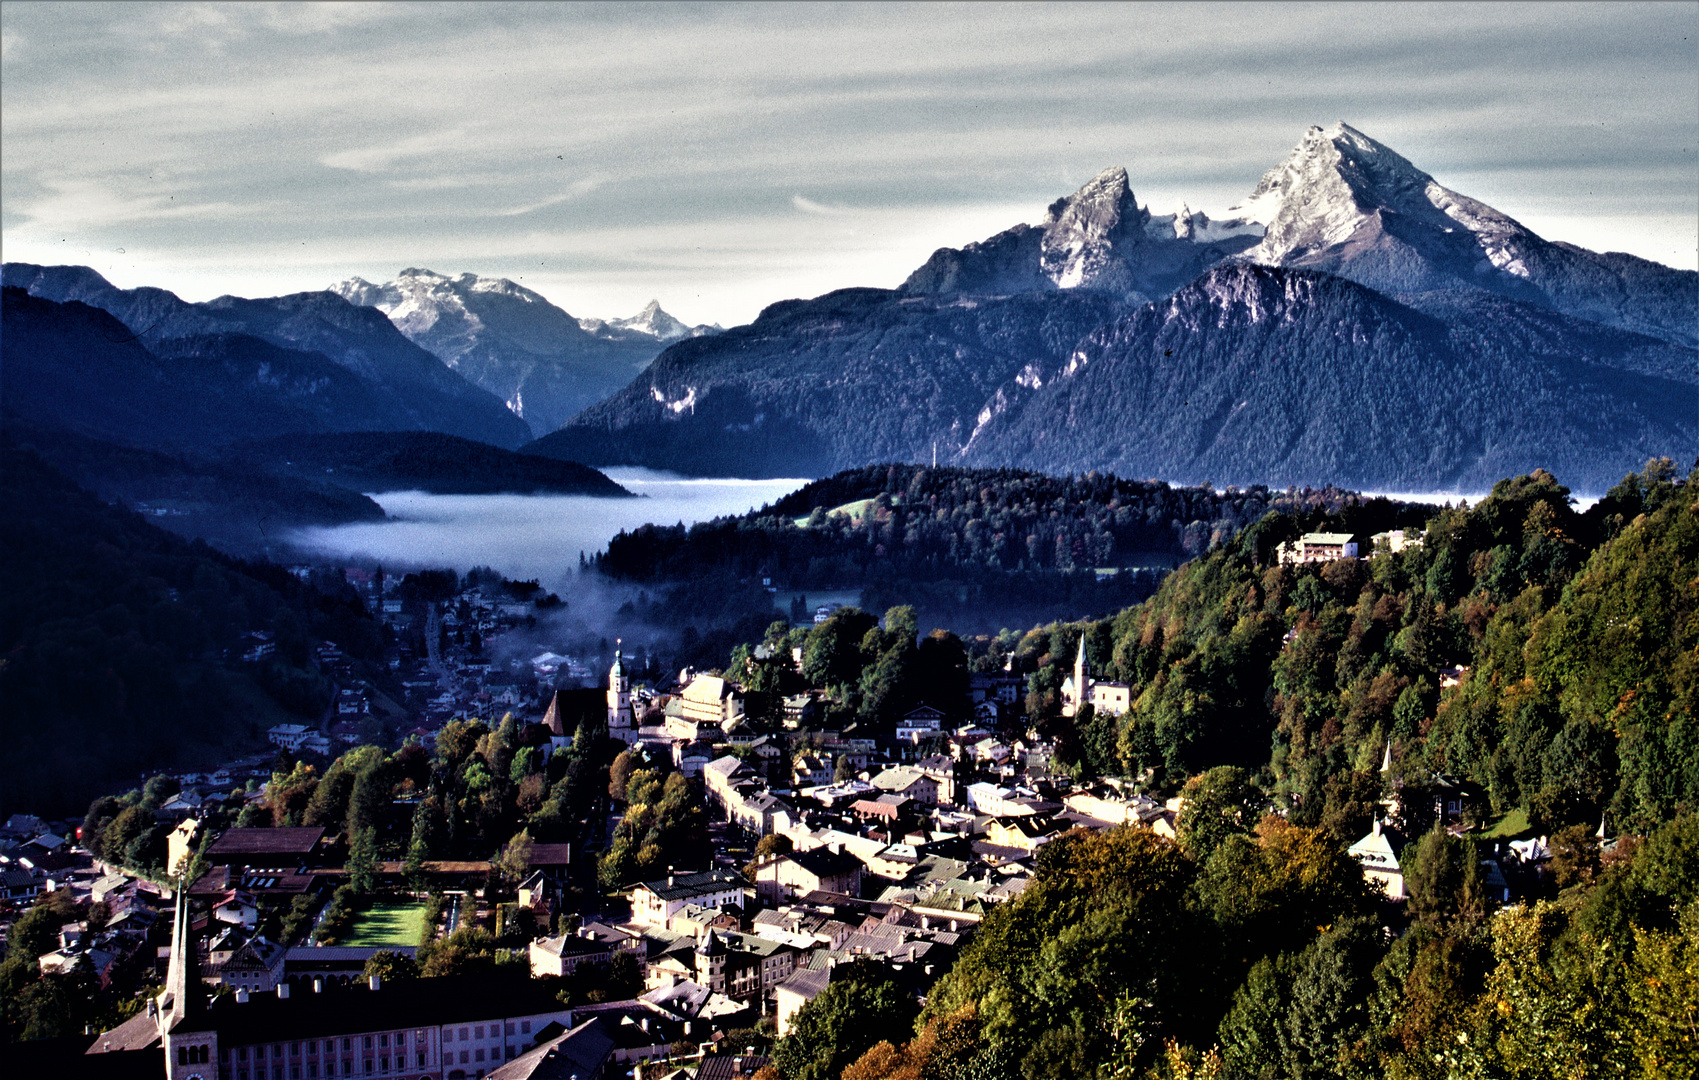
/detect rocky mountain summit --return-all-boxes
[332,269,715,436]
[536,122,1695,491]
[906,122,1695,347]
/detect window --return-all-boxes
[381,1058,388,1073]
[379,1034,388,1048]
[343,1039,353,1052]
[459,1028,469,1041]
[520,1021,531,1034]
[417,1053,426,1068]
[460,1051,469,1064]
[442,1029,451,1043]
[503,1023,514,1037]
[240,1048,250,1061]
[365,1060,374,1075]
[364,1037,374,1050]
[309,1067,317,1079]
[475,1026,484,1040]
[475,1049,485,1062]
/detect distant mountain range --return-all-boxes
[530,122,1696,491]
[0,285,630,555]
[2,263,533,448]
[331,269,717,437]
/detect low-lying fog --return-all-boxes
[284,468,809,589]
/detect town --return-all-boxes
[0,523,1591,1080]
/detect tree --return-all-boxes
[609,749,638,802]
[346,825,378,894]
[363,949,419,982]
[496,829,535,888]
[1177,767,1264,863]
[416,927,505,978]
[773,960,918,1080]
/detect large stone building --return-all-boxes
[90,887,577,1079]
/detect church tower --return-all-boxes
[1062,637,1091,717]
[607,640,632,731]
[157,884,217,1079]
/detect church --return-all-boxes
[1059,639,1132,718]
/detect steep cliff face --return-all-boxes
[902,165,1257,305]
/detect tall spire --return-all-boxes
[159,881,202,1034]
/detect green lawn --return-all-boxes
[1482,807,1533,839]
[340,901,429,948]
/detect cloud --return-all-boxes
[791,195,853,216]
[488,178,604,218]
[321,128,476,174]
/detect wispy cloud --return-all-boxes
[2,3,1693,327]
[791,194,854,216]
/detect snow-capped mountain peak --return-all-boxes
[579,300,719,343]
[1236,121,1542,279]
[1039,165,1147,288]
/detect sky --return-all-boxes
[3,2,1694,327]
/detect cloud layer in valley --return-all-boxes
[3,2,1693,326]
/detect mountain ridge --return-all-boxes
[2,263,532,448]
[330,268,717,436]
[538,121,1695,489]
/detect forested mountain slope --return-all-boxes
[0,443,391,817]
[525,287,1130,478]
[960,265,1695,492]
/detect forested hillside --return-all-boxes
[1005,460,1695,832]
[229,431,633,497]
[598,463,1431,634]
[960,266,1695,493]
[764,459,1696,1080]
[526,287,1130,478]
[0,444,391,817]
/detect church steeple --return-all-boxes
[158,882,203,1035]
[607,639,633,731]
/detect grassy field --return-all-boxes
[340,900,429,948]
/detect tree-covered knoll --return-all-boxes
[0,443,389,817]
[227,430,634,497]
[599,464,1429,635]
